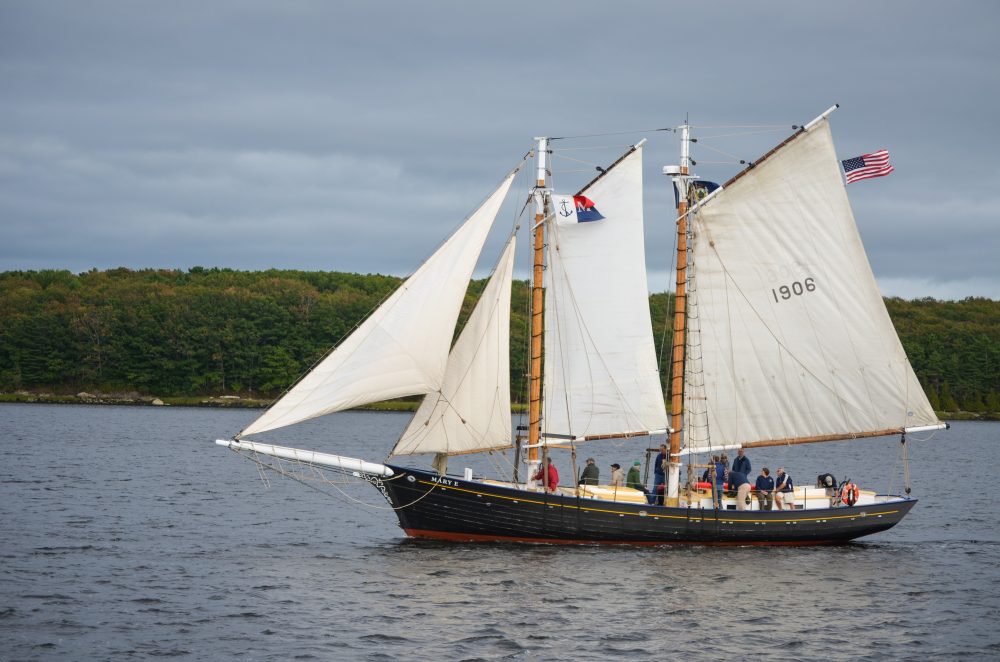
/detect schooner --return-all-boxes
[217,105,946,544]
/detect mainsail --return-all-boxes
[240,173,516,437]
[684,119,940,450]
[391,236,517,457]
[543,145,669,440]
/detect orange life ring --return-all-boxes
[695,481,712,490]
[840,482,860,506]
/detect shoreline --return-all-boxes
[0,391,531,414]
[0,391,987,420]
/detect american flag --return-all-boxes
[841,149,894,184]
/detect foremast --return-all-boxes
[526,137,549,478]
[664,123,691,506]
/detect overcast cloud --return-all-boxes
[2,1,998,299]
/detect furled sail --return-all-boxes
[240,173,516,437]
[684,119,940,450]
[543,145,669,440]
[391,236,517,457]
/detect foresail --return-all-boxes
[240,173,516,437]
[391,236,516,457]
[543,145,669,440]
[684,119,940,451]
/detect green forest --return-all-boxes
[1,268,998,416]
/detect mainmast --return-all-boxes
[526,137,549,478]
[664,123,692,505]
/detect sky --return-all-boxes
[2,1,998,300]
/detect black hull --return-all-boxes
[378,465,916,546]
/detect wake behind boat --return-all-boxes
[216,105,946,545]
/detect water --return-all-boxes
[1,404,998,660]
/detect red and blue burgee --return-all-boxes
[572,195,604,222]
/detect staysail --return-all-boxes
[684,119,940,450]
[240,173,516,437]
[391,235,517,457]
[543,145,669,440]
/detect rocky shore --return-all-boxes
[0,390,271,408]
[0,390,433,411]
[1,391,985,419]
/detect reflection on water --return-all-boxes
[1,404,998,660]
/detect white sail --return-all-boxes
[684,119,940,450]
[391,236,516,457]
[543,145,669,440]
[241,173,516,437]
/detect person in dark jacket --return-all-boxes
[579,457,599,486]
[713,457,726,509]
[729,470,751,510]
[626,460,645,491]
[651,443,667,503]
[755,468,774,511]
[732,448,751,477]
[702,455,720,482]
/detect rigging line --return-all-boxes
[549,127,675,141]
[693,141,748,163]
[689,124,794,130]
[238,451,384,511]
[695,128,791,140]
[551,143,639,152]
[235,448,445,512]
[686,255,715,449]
[512,220,534,450]
[552,151,620,169]
[658,203,680,398]
[511,164,533,231]
[888,438,903,498]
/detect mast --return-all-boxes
[665,123,691,505]
[526,137,548,477]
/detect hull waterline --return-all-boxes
[378,465,915,546]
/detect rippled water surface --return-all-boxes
[1,404,998,660]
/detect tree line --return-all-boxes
[1,268,998,413]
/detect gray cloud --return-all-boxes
[1,1,998,298]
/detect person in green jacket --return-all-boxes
[626,460,645,491]
[579,457,600,486]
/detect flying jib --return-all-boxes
[771,277,816,303]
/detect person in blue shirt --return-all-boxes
[755,467,774,511]
[774,467,794,510]
[729,470,751,510]
[713,456,727,509]
[732,448,751,477]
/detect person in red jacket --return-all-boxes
[532,456,559,492]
